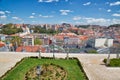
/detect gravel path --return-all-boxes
[0,52,120,80]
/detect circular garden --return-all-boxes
[25,64,67,80]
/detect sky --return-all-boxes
[0,0,120,26]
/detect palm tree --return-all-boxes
[11,36,22,50]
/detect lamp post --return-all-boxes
[52,37,55,59]
[104,30,111,66]
[65,36,69,59]
[36,65,41,80]
[38,49,41,59]
[116,48,120,59]
[105,38,113,66]
[66,47,69,60]
[106,48,110,66]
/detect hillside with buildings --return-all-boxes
[0,23,120,53]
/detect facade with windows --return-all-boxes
[22,36,34,46]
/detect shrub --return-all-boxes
[87,50,97,53]
[109,58,120,67]
[103,58,120,67]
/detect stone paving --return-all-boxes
[74,54,120,80]
[0,52,120,80]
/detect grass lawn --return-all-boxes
[104,58,120,67]
[1,57,87,80]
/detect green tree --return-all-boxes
[31,26,59,35]
[11,36,22,46]
[34,38,42,45]
[109,24,120,28]
[0,23,23,35]
[2,23,13,28]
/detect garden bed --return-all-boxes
[1,57,88,80]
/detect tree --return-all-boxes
[3,23,13,28]
[34,38,42,45]
[8,36,22,51]
[11,36,22,47]
[0,23,23,35]
[108,24,120,28]
[114,44,120,59]
[31,26,59,35]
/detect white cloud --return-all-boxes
[107,9,111,12]
[111,19,120,24]
[20,20,24,23]
[0,11,11,15]
[110,1,120,6]
[39,14,53,18]
[42,15,53,18]
[105,2,109,5]
[98,8,102,11]
[38,0,59,3]
[59,10,72,15]
[12,17,21,20]
[60,21,68,23]
[32,13,35,15]
[75,21,81,24]
[79,17,111,26]
[73,16,120,26]
[0,15,7,19]
[38,0,42,2]
[84,18,109,24]
[65,0,68,2]
[32,21,36,23]
[61,12,67,15]
[39,14,42,17]
[29,16,35,18]
[73,16,81,20]
[0,11,5,14]
[5,11,11,13]
[112,13,120,17]
[75,21,86,25]
[83,2,91,6]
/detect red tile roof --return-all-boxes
[0,41,5,47]
[16,46,46,53]
[69,27,78,31]
[10,34,19,36]
[54,35,64,40]
[79,36,88,41]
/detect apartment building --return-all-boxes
[22,35,34,46]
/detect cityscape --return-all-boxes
[0,0,120,80]
[0,23,120,54]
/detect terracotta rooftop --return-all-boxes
[0,41,5,47]
[79,36,88,40]
[16,46,46,53]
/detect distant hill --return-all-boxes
[75,25,89,28]
[108,24,120,27]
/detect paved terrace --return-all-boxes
[0,52,120,80]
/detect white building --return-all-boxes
[22,35,34,46]
[19,26,30,37]
[95,38,113,48]
[64,36,80,45]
